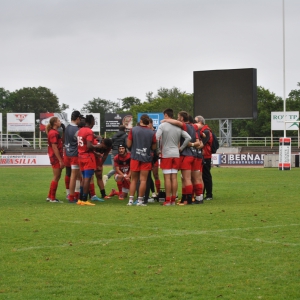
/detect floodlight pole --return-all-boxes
[282,0,286,138]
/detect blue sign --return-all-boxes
[137,113,164,131]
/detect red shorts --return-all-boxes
[51,160,61,169]
[78,156,96,171]
[154,160,159,167]
[70,156,79,167]
[130,159,152,171]
[180,156,195,170]
[49,156,61,169]
[193,158,203,172]
[64,154,71,167]
[160,157,180,170]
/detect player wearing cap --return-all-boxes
[64,111,84,203]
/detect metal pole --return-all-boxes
[283,0,286,138]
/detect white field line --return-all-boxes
[14,222,300,251]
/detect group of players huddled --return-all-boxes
[46,108,214,206]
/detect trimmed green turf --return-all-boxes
[0,166,300,299]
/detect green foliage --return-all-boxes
[0,166,300,299]
[8,87,65,119]
[81,98,119,134]
[129,87,194,124]
[233,86,283,137]
[287,82,300,104]
[0,86,68,133]
[0,87,12,111]
[121,96,141,111]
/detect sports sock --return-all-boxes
[117,182,123,194]
[194,184,202,197]
[101,189,106,198]
[89,183,96,197]
[155,179,161,193]
[50,180,58,200]
[185,185,193,195]
[129,195,134,203]
[65,175,70,194]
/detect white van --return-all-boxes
[0,134,32,147]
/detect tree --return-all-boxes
[81,98,119,134]
[123,87,194,123]
[127,87,194,125]
[0,88,12,132]
[145,91,154,102]
[8,86,68,120]
[0,88,11,111]
[286,82,300,110]
[121,97,141,111]
[232,86,283,137]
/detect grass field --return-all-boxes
[0,166,300,299]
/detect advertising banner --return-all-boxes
[90,113,100,132]
[220,153,264,165]
[0,154,50,166]
[39,113,69,132]
[105,113,133,132]
[271,111,299,131]
[137,113,164,131]
[7,113,35,132]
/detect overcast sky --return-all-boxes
[1,0,299,117]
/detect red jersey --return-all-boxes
[114,152,131,175]
[77,127,94,158]
[47,129,63,160]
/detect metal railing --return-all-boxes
[2,136,300,149]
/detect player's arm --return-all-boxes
[52,143,64,168]
[155,127,162,155]
[115,165,123,176]
[151,134,157,150]
[127,129,133,149]
[161,119,184,129]
[87,140,95,150]
[201,130,210,145]
[179,130,191,152]
[188,138,201,148]
[102,148,111,163]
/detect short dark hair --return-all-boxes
[178,111,189,122]
[163,108,173,118]
[188,115,195,124]
[119,125,126,131]
[85,114,95,125]
[103,138,113,148]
